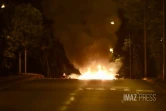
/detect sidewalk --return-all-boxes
[143,78,166,92]
[0,73,44,89]
[154,80,166,92]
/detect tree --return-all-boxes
[1,3,43,74]
[117,0,163,78]
[122,37,142,78]
[40,25,80,78]
[146,0,163,77]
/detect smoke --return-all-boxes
[43,0,121,71]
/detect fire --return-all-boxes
[68,58,122,80]
[78,65,116,80]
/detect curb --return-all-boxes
[143,78,166,93]
[0,74,44,90]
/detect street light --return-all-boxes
[110,21,115,25]
[109,48,114,62]
[1,4,5,8]
[110,48,113,53]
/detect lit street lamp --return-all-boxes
[109,48,114,62]
[110,48,113,53]
[1,4,5,8]
[110,21,115,25]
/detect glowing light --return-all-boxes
[78,65,116,80]
[110,48,113,53]
[63,73,66,76]
[1,4,5,8]
[110,21,115,25]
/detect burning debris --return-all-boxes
[78,58,122,80]
[78,64,116,80]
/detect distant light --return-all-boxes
[110,21,115,25]
[63,73,66,76]
[160,38,163,41]
[6,36,10,39]
[110,48,113,53]
[1,4,5,8]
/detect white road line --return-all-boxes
[136,89,155,93]
[110,88,116,91]
[59,90,78,111]
[86,88,94,90]
[79,88,83,90]
[124,88,130,91]
[64,100,71,105]
[114,87,129,89]
[69,96,75,101]
[70,93,76,96]
[110,87,131,91]
[60,106,68,111]
[95,88,105,90]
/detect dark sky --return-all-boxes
[42,0,121,70]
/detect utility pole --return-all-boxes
[129,33,132,79]
[144,0,147,78]
[25,49,27,73]
[19,52,21,74]
[163,0,165,81]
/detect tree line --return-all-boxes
[116,0,164,79]
[0,2,80,77]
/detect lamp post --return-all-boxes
[19,52,21,74]
[144,0,147,78]
[25,49,27,73]
[129,33,132,79]
[109,48,114,62]
[162,0,165,81]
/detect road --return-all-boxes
[0,79,166,111]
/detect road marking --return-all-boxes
[79,88,83,90]
[110,87,130,91]
[79,87,106,90]
[114,87,129,89]
[60,90,78,111]
[124,88,130,91]
[60,106,68,111]
[86,88,94,90]
[70,93,76,96]
[70,96,75,101]
[110,88,116,91]
[136,89,155,93]
[95,88,105,90]
[64,100,71,105]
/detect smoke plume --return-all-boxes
[43,0,121,71]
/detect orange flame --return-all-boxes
[78,65,116,80]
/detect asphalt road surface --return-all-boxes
[0,79,166,111]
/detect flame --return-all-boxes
[78,65,116,80]
[68,59,122,80]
